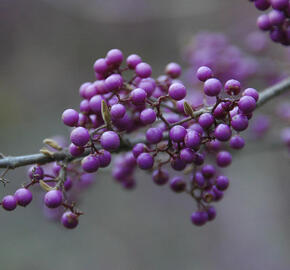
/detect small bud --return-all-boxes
[101,100,112,128]
[43,138,63,151]
[39,180,54,192]
[183,101,194,117]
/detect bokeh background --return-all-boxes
[1,0,290,269]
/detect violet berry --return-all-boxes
[231,114,249,131]
[81,155,100,173]
[152,169,169,185]
[135,62,152,78]
[44,190,63,208]
[165,62,182,78]
[100,131,120,151]
[196,66,213,82]
[28,165,44,180]
[140,108,156,125]
[216,175,230,191]
[110,104,126,119]
[238,96,256,114]
[2,195,17,211]
[130,88,147,105]
[204,78,222,96]
[62,109,79,127]
[184,130,201,148]
[214,124,232,141]
[106,49,123,66]
[170,176,186,193]
[61,211,79,229]
[198,113,214,129]
[216,151,232,167]
[126,54,142,69]
[70,127,90,147]
[224,79,241,95]
[98,149,111,168]
[146,127,163,144]
[168,83,187,101]
[14,188,33,207]
[191,211,208,226]
[69,143,85,157]
[137,153,154,170]
[169,125,187,142]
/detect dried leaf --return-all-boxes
[43,138,62,151]
[183,101,194,117]
[40,148,55,157]
[39,180,54,192]
[101,100,111,128]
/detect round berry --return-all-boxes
[180,148,195,163]
[231,114,249,131]
[14,188,32,207]
[146,127,163,144]
[106,49,123,66]
[44,190,63,208]
[131,88,147,105]
[170,176,186,193]
[137,153,154,170]
[2,195,17,211]
[98,149,111,168]
[126,54,142,69]
[69,143,84,157]
[207,206,216,221]
[165,62,181,78]
[257,14,271,31]
[171,157,187,171]
[184,130,201,148]
[224,79,241,95]
[214,124,232,141]
[198,113,214,129]
[191,211,208,226]
[70,127,90,147]
[168,83,186,101]
[230,135,245,150]
[169,125,187,142]
[204,78,222,96]
[110,104,126,119]
[135,62,152,78]
[196,66,213,82]
[61,211,79,229]
[193,171,205,187]
[28,165,44,180]
[93,58,108,74]
[81,155,100,173]
[100,131,120,151]
[201,164,216,178]
[140,108,156,125]
[270,0,288,10]
[132,143,146,158]
[216,151,232,167]
[62,109,79,127]
[216,175,230,190]
[105,74,123,91]
[238,96,256,114]
[243,88,259,101]
[152,169,169,185]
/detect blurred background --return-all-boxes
[1,0,290,269]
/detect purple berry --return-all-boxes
[100,131,120,151]
[168,83,187,101]
[169,125,187,142]
[230,135,245,149]
[180,148,195,163]
[44,190,63,208]
[93,58,108,74]
[231,114,249,131]
[243,88,259,101]
[28,165,44,180]
[214,124,232,141]
[14,188,33,207]
[204,78,222,96]
[196,66,213,82]
[238,96,256,114]
[106,49,123,66]
[152,169,169,185]
[62,109,79,127]
[140,108,156,125]
[110,104,126,119]
[69,143,84,157]
[105,74,123,91]
[131,88,147,105]
[170,176,186,193]
[216,151,232,167]
[137,153,154,170]
[184,130,201,148]
[132,143,146,158]
[201,164,216,178]
[207,206,216,221]
[191,211,208,226]
[216,175,230,190]
[165,62,182,78]
[70,127,90,147]
[171,157,187,171]
[198,113,214,129]
[146,127,163,144]
[224,79,241,95]
[81,155,100,173]
[2,195,17,211]
[193,171,205,187]
[257,14,271,31]
[61,211,79,229]
[135,62,152,78]
[126,54,142,69]
[98,149,111,168]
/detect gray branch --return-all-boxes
[0,77,289,169]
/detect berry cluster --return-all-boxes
[0,49,260,228]
[249,0,290,45]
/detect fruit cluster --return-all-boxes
[0,49,260,228]
[249,0,290,45]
